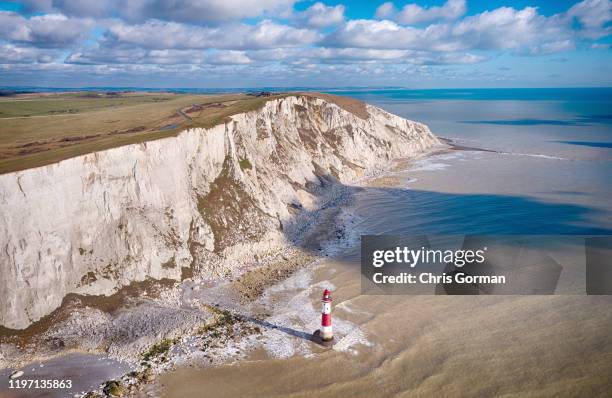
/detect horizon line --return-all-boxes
[2,86,612,92]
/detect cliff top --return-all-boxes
[297,92,368,119]
[0,91,366,175]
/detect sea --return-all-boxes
[329,88,612,235]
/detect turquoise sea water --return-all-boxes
[331,88,612,235]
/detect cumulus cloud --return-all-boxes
[451,7,571,53]
[329,5,582,55]
[530,40,575,54]
[208,50,251,64]
[1,0,610,82]
[325,19,428,50]
[18,0,115,17]
[247,46,484,66]
[17,0,296,23]
[417,51,486,65]
[249,47,410,63]
[0,12,94,48]
[66,48,251,65]
[566,0,611,39]
[0,44,57,63]
[315,47,409,61]
[104,19,320,50]
[313,47,485,64]
[375,2,396,19]
[56,0,113,18]
[295,2,345,28]
[376,0,466,24]
[67,48,205,65]
[121,0,296,23]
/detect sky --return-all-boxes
[0,0,610,88]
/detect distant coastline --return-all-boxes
[2,86,612,100]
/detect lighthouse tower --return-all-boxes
[320,288,333,341]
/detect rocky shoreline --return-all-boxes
[1,94,442,397]
[1,147,448,397]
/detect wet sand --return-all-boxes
[0,353,130,398]
[160,251,612,397]
[158,149,612,397]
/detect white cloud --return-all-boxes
[0,44,57,63]
[0,12,29,41]
[244,20,321,49]
[375,2,395,19]
[247,46,484,66]
[295,2,345,28]
[66,47,251,65]
[451,7,570,53]
[1,0,610,79]
[527,40,575,55]
[209,50,251,64]
[316,47,409,61]
[57,0,112,17]
[19,0,297,23]
[0,12,94,48]
[326,19,418,49]
[566,0,611,39]
[247,48,300,61]
[378,0,466,25]
[420,52,487,65]
[313,48,486,65]
[328,5,578,55]
[104,19,320,50]
[20,0,114,18]
[121,0,297,23]
[67,48,205,64]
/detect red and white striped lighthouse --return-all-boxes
[320,288,333,341]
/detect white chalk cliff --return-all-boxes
[0,95,439,329]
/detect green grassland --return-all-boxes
[0,91,288,174]
[0,92,176,118]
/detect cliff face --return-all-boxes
[0,95,439,329]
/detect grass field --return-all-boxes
[0,91,289,174]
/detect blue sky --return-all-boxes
[0,0,610,88]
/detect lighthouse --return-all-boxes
[320,288,333,341]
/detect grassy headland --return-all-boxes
[0,91,289,174]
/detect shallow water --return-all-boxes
[159,90,612,397]
[0,353,130,398]
[347,88,612,234]
[354,151,612,234]
[160,241,612,397]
